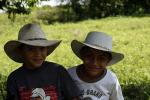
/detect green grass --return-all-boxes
[0,13,150,99]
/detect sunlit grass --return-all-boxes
[0,13,150,99]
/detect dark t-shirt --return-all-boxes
[6,61,81,100]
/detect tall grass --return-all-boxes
[0,13,150,99]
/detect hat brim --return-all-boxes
[4,40,61,63]
[71,40,124,66]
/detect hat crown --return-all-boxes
[84,31,112,50]
[18,23,46,40]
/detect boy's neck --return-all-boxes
[23,61,45,70]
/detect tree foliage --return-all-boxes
[0,0,43,21]
[1,0,150,22]
[66,0,150,20]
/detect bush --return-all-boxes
[36,6,77,24]
[0,74,7,100]
[122,83,150,100]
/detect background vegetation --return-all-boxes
[1,0,150,22]
[0,5,150,100]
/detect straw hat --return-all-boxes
[71,31,124,66]
[4,23,61,63]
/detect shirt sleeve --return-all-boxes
[58,66,81,100]
[6,74,19,100]
[110,76,124,100]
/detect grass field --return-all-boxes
[0,13,150,99]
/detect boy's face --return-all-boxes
[81,47,111,77]
[20,45,48,69]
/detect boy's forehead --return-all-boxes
[88,48,110,55]
[23,44,46,48]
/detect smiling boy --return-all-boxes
[68,31,124,100]
[4,23,81,100]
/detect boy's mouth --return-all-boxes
[87,65,105,70]
[32,58,43,62]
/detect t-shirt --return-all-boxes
[68,66,124,100]
[6,61,81,100]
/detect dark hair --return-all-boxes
[79,46,91,57]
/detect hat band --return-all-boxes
[27,38,47,41]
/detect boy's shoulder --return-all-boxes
[44,61,70,74]
[44,61,65,70]
[44,61,62,67]
[67,66,77,74]
[105,69,119,82]
[67,66,76,71]
[107,70,117,77]
[7,66,24,80]
[8,61,65,78]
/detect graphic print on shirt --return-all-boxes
[31,88,50,100]
[19,85,58,100]
[81,96,92,100]
[80,89,106,100]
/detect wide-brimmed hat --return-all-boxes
[4,23,61,63]
[71,31,124,66]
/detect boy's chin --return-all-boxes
[33,60,44,65]
[29,62,44,69]
[85,69,105,78]
[33,63,43,68]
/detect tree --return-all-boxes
[0,0,46,21]
[62,0,150,20]
[67,0,124,19]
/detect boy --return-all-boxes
[4,23,81,100]
[68,31,124,100]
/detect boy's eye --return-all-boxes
[25,47,34,51]
[23,46,47,51]
[83,53,92,57]
[97,56,108,60]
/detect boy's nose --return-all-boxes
[93,56,99,65]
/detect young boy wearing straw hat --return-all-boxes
[4,23,81,100]
[68,31,124,100]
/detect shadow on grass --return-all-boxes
[0,74,7,100]
[122,83,150,100]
